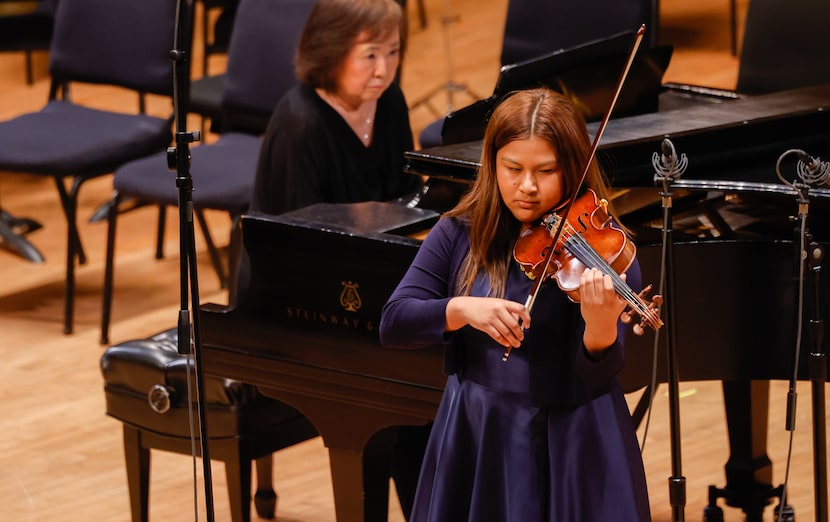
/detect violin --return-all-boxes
[513,188,663,335]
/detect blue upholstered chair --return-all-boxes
[0,0,179,334]
[99,0,315,345]
[189,0,240,135]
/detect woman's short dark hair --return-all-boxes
[295,0,403,91]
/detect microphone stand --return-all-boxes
[774,149,827,522]
[408,0,480,118]
[652,138,688,522]
[168,0,215,519]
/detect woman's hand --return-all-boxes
[579,268,627,352]
[445,296,530,348]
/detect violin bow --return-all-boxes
[523,25,646,316]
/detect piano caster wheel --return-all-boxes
[773,503,795,522]
[703,503,724,522]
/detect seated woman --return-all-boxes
[250,0,422,216]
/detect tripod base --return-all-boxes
[1,206,44,262]
[409,81,481,119]
[703,380,794,522]
[704,483,793,522]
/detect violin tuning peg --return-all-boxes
[620,311,632,325]
[632,323,645,336]
[652,295,664,307]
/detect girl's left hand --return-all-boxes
[579,268,627,351]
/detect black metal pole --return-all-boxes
[169,0,215,519]
[663,196,686,522]
[660,140,686,522]
[806,235,827,522]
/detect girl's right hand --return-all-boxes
[445,296,531,348]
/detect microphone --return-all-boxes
[661,139,673,165]
[652,138,688,182]
[795,150,830,188]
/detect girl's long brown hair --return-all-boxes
[446,87,617,298]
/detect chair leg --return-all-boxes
[416,0,427,29]
[25,50,34,85]
[730,0,738,55]
[123,425,151,522]
[100,192,121,345]
[155,204,166,259]
[253,455,277,519]
[54,176,87,334]
[195,209,227,288]
[200,116,208,141]
[202,0,210,76]
[53,177,87,264]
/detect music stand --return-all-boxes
[439,29,672,146]
[408,0,480,118]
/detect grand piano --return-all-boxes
[199,36,830,521]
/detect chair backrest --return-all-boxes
[0,0,56,50]
[500,0,657,67]
[47,0,178,97]
[219,0,315,133]
[736,0,830,94]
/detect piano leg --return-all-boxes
[704,380,791,522]
[328,430,395,522]
[328,446,371,521]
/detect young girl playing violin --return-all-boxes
[379,87,651,521]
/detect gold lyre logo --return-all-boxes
[339,281,362,312]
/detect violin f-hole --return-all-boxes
[575,212,590,232]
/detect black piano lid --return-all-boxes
[405,82,830,191]
[403,141,482,182]
[491,29,662,101]
[251,201,440,239]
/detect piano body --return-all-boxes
[199,33,830,521]
[201,202,444,522]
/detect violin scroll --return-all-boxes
[620,284,663,335]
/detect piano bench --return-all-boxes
[99,328,318,522]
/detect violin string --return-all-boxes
[553,218,637,300]
[564,233,657,324]
[565,235,638,303]
[546,214,659,328]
